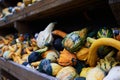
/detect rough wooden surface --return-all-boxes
[0,0,104,27]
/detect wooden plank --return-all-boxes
[1,69,18,80]
[0,58,57,80]
[0,0,104,27]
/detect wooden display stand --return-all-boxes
[0,0,119,80]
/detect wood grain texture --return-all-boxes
[0,0,104,28]
[0,58,57,80]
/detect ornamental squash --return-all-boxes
[62,28,87,53]
[42,50,59,62]
[28,47,48,63]
[58,49,77,66]
[87,38,120,67]
[36,22,55,48]
[38,59,63,76]
[103,66,120,80]
[97,27,113,38]
[86,67,105,80]
[76,47,89,61]
[80,67,93,78]
[56,66,77,80]
[53,38,64,51]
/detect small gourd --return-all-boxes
[80,67,93,78]
[36,22,55,48]
[103,66,120,80]
[62,28,87,52]
[86,67,105,80]
[97,27,113,38]
[53,38,64,51]
[76,47,89,61]
[97,57,119,73]
[56,66,77,80]
[28,47,48,63]
[38,59,63,76]
[42,50,59,62]
[58,49,77,66]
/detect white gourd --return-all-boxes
[86,67,105,80]
[36,22,55,48]
[103,66,120,80]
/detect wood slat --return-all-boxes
[0,0,104,28]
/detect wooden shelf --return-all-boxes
[0,0,106,28]
[0,57,57,80]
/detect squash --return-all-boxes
[58,49,77,66]
[53,38,64,51]
[97,27,113,38]
[87,37,113,58]
[28,46,48,63]
[36,22,55,48]
[0,36,9,45]
[56,66,77,80]
[62,28,87,52]
[80,67,93,78]
[52,30,67,38]
[103,66,120,80]
[86,67,105,80]
[74,60,86,74]
[14,43,22,57]
[42,50,59,62]
[97,57,119,73]
[38,59,63,76]
[76,47,89,61]
[87,38,120,67]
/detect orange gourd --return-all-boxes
[58,49,77,66]
[52,30,67,38]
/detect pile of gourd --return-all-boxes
[0,22,120,80]
[0,0,40,21]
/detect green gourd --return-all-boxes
[62,28,87,53]
[97,27,113,38]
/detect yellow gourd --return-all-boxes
[80,67,93,77]
[87,38,120,67]
[56,66,77,80]
[76,47,89,61]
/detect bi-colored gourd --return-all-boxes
[42,50,59,62]
[80,67,93,78]
[97,57,119,73]
[97,27,113,38]
[87,38,120,67]
[62,28,87,53]
[38,59,63,76]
